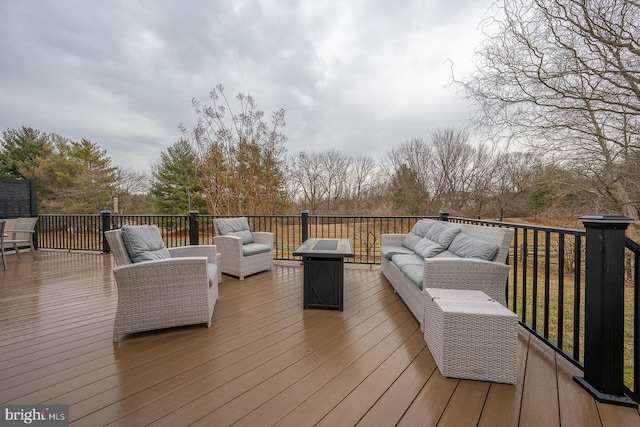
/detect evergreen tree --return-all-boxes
[29,137,118,213]
[388,164,430,215]
[0,127,51,178]
[150,139,209,214]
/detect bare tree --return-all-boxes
[346,154,377,212]
[181,84,289,215]
[115,167,150,214]
[430,128,477,212]
[458,0,640,221]
[490,151,539,219]
[381,137,438,213]
[320,150,350,212]
[287,151,328,213]
[288,150,376,214]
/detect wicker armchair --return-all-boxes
[105,226,220,342]
[213,217,274,280]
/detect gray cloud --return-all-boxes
[0,0,491,171]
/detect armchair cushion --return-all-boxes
[121,225,171,263]
[242,242,272,256]
[215,217,254,244]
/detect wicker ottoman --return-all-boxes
[424,288,518,384]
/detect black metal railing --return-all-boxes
[445,215,587,364]
[33,210,639,406]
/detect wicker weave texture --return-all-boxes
[381,256,425,327]
[105,229,219,342]
[213,231,274,280]
[424,288,518,384]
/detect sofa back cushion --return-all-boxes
[425,222,461,247]
[121,225,171,263]
[215,217,254,244]
[401,233,422,251]
[448,232,500,261]
[412,220,435,237]
[402,219,436,251]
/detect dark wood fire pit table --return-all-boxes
[293,238,355,311]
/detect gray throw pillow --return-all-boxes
[215,217,254,244]
[401,232,422,251]
[414,238,445,258]
[121,225,171,263]
[448,232,500,260]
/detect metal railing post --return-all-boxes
[101,210,111,254]
[189,210,199,245]
[301,210,309,243]
[575,214,636,407]
[30,179,39,249]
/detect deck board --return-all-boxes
[478,329,528,427]
[520,335,561,427]
[1,251,639,426]
[355,345,435,426]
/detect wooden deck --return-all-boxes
[1,251,640,426]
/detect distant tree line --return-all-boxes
[1,121,631,223]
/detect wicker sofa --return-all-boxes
[380,219,514,331]
[105,225,220,342]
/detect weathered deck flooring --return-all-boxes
[1,251,640,426]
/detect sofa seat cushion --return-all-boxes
[381,245,416,260]
[391,253,424,270]
[399,264,424,289]
[121,225,171,263]
[215,217,254,244]
[242,242,272,256]
[433,249,461,259]
[448,232,499,260]
[207,263,218,287]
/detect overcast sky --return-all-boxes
[0,0,492,172]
